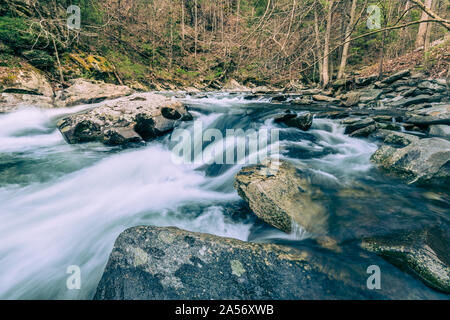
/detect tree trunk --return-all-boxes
[314,1,323,83]
[415,0,433,48]
[378,5,388,79]
[424,0,436,52]
[323,0,334,87]
[337,0,357,80]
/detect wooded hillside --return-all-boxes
[1,0,449,89]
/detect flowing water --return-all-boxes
[0,93,448,299]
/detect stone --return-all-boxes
[381,69,410,85]
[405,104,450,125]
[358,88,383,103]
[371,137,450,187]
[57,93,192,146]
[349,124,378,138]
[0,92,54,113]
[0,66,53,97]
[222,79,250,92]
[274,111,313,131]
[55,78,134,107]
[429,125,450,139]
[362,228,450,293]
[234,159,329,234]
[94,226,443,300]
[341,91,360,107]
[390,95,443,109]
[312,94,339,103]
[344,118,375,135]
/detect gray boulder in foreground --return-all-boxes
[94,226,444,300]
[234,159,329,234]
[362,228,450,293]
[57,93,192,146]
[371,137,450,188]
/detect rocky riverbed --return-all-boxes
[0,69,448,299]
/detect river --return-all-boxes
[0,93,448,299]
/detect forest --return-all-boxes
[1,0,449,89]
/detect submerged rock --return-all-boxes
[371,137,450,188]
[234,159,328,234]
[362,228,450,293]
[57,93,192,146]
[274,111,313,131]
[55,78,134,107]
[94,226,442,300]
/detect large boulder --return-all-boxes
[0,66,53,96]
[57,93,193,146]
[0,66,54,112]
[0,92,54,113]
[274,111,313,131]
[343,118,376,135]
[234,159,328,234]
[371,137,450,188]
[222,79,250,92]
[55,78,134,107]
[362,228,450,293]
[94,226,443,300]
[405,104,450,125]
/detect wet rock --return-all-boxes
[429,125,450,139]
[371,130,419,147]
[55,78,134,107]
[371,137,450,187]
[57,93,192,146]
[234,159,328,234]
[344,118,375,135]
[94,226,446,300]
[405,104,450,125]
[349,124,378,138]
[274,111,313,131]
[362,228,450,293]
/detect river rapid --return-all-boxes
[0,93,448,299]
